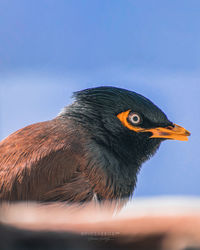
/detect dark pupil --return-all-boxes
[133,115,139,122]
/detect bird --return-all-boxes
[0,86,190,206]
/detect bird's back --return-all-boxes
[0,118,91,202]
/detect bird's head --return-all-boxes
[59,86,190,165]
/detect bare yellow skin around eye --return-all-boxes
[117,110,191,141]
[117,110,145,133]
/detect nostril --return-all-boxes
[167,125,174,130]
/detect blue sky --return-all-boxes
[0,0,199,197]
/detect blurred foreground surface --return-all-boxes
[1,197,200,250]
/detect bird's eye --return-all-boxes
[128,112,142,125]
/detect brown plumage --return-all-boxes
[0,117,123,203]
[0,119,87,201]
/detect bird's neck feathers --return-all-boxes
[83,133,161,199]
[58,102,161,200]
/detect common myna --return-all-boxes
[0,86,190,205]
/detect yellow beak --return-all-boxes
[146,124,191,141]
